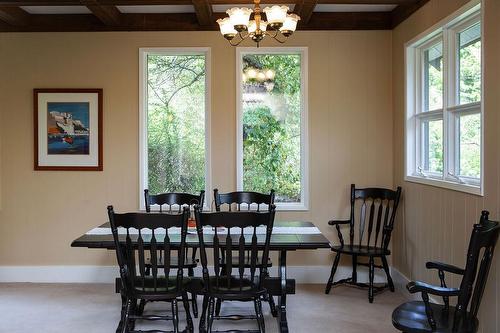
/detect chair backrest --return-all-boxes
[347,184,402,250]
[144,189,205,213]
[455,211,500,326]
[194,205,276,293]
[213,189,275,212]
[107,205,189,296]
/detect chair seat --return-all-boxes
[145,256,198,268]
[206,275,265,299]
[331,244,390,256]
[220,256,273,268]
[131,276,190,299]
[392,301,478,333]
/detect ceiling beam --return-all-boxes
[192,0,212,26]
[294,0,317,25]
[0,11,392,32]
[0,6,29,26]
[82,1,122,26]
[391,0,429,28]
[0,0,418,5]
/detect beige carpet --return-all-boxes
[0,283,407,332]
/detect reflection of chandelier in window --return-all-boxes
[217,0,300,47]
[243,67,275,92]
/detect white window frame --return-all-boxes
[236,47,309,211]
[139,48,212,210]
[405,2,483,196]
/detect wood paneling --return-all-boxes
[392,0,500,332]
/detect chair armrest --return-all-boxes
[328,219,350,226]
[406,281,460,297]
[328,219,350,247]
[426,261,465,275]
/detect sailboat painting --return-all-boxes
[47,102,90,155]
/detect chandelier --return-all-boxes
[216,0,300,47]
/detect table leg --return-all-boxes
[116,293,126,333]
[277,250,288,333]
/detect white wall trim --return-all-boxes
[0,265,388,284]
[391,266,441,303]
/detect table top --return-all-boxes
[71,221,331,251]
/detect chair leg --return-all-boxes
[352,255,358,283]
[267,293,277,317]
[121,298,133,333]
[182,292,194,333]
[368,256,375,303]
[254,297,265,333]
[188,267,198,318]
[325,252,341,294]
[199,295,209,333]
[381,256,395,292]
[215,298,222,316]
[207,297,216,333]
[171,299,179,333]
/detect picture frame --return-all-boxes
[34,88,103,171]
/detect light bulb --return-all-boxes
[216,17,237,39]
[248,20,268,34]
[246,68,257,79]
[226,7,252,31]
[263,5,288,28]
[280,14,300,36]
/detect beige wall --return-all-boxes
[392,0,500,332]
[0,30,393,267]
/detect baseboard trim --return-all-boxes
[391,267,441,303]
[0,265,388,284]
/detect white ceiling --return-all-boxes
[21,6,91,14]
[20,4,397,15]
[314,4,397,12]
[117,5,195,14]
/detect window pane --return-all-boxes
[241,53,302,203]
[459,113,480,178]
[458,23,481,104]
[147,54,206,194]
[423,42,443,111]
[422,119,443,173]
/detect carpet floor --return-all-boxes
[0,283,407,332]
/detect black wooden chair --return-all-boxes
[392,210,500,333]
[214,188,277,317]
[325,184,402,303]
[143,189,205,318]
[107,206,193,333]
[194,205,276,333]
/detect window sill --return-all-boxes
[404,175,483,196]
[275,203,309,211]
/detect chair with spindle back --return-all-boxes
[144,189,205,318]
[107,206,193,333]
[213,188,277,317]
[325,184,402,303]
[392,210,500,332]
[194,205,276,333]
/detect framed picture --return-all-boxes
[34,88,103,171]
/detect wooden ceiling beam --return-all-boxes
[0,6,29,26]
[0,11,393,32]
[81,1,122,26]
[294,0,317,25]
[192,0,212,26]
[391,0,429,28]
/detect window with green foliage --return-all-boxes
[406,5,482,194]
[140,49,209,204]
[237,49,307,209]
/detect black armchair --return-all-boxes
[392,211,499,333]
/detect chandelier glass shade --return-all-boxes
[216,0,300,46]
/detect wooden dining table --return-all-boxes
[71,220,331,333]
